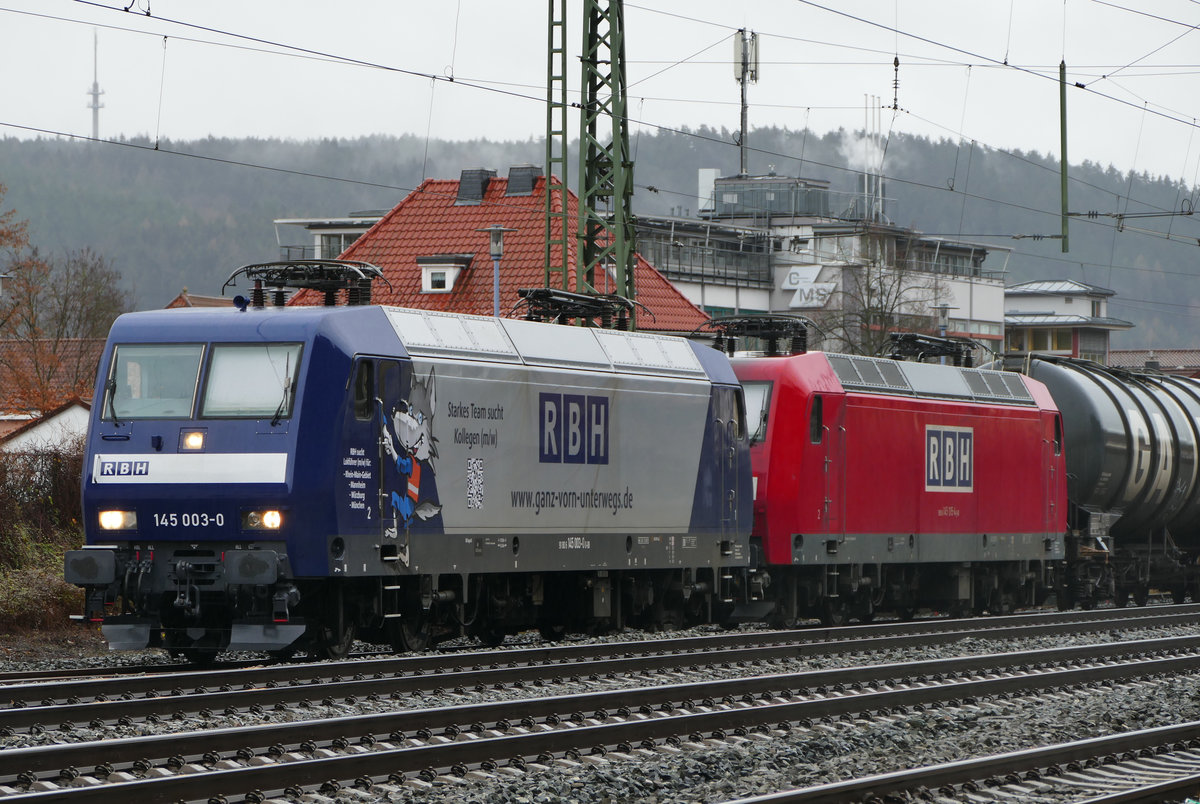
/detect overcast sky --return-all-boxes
[1,0,1199,185]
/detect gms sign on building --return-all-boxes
[636,171,1010,354]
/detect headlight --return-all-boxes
[98,510,137,530]
[242,509,283,530]
[179,429,206,451]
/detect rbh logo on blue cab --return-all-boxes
[925,425,973,492]
[99,460,150,477]
[539,393,609,464]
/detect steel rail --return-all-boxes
[4,606,1198,715]
[724,722,1200,803]
[3,646,1200,800]
[4,621,1200,739]
[5,602,1197,689]
[1073,767,1200,803]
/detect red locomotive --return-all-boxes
[721,323,1067,626]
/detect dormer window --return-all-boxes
[417,254,473,294]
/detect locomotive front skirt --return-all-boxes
[65,304,752,657]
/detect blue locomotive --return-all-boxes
[64,263,753,661]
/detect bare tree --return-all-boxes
[811,229,945,356]
[0,248,131,413]
[0,183,27,256]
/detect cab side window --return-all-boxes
[353,360,374,421]
[809,395,823,444]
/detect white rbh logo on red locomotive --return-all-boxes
[539,392,609,464]
[99,460,150,477]
[925,425,973,492]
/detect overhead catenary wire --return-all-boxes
[0,0,1190,316]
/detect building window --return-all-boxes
[1092,300,1103,317]
[1053,329,1072,350]
[319,232,360,259]
[417,254,472,293]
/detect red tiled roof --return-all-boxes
[290,176,709,333]
[0,339,105,415]
[0,396,90,445]
[166,289,231,308]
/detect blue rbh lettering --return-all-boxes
[540,393,610,464]
[588,396,608,464]
[564,394,585,464]
[957,432,972,488]
[539,392,562,462]
[926,426,973,492]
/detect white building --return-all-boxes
[1004,279,1133,364]
[636,172,1010,355]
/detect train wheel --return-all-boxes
[1055,586,1075,611]
[819,600,847,627]
[538,622,568,642]
[1172,586,1188,605]
[309,619,356,660]
[389,615,432,652]
[1113,587,1131,608]
[165,629,220,666]
[1132,585,1150,607]
[477,624,506,647]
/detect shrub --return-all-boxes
[0,442,85,630]
[0,567,81,632]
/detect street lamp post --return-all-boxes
[476,225,517,317]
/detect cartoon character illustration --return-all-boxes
[381,369,442,555]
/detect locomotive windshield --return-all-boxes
[201,343,302,419]
[743,380,772,443]
[103,344,204,420]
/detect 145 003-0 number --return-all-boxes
[153,512,225,527]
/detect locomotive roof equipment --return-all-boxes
[691,314,816,357]
[222,259,390,308]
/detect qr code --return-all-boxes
[466,457,484,509]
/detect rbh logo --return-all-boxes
[925,426,973,492]
[539,393,609,464]
[99,460,150,477]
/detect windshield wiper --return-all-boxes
[105,378,122,425]
[270,352,292,427]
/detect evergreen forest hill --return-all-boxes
[0,127,1197,348]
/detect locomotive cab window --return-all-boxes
[353,360,375,421]
[742,381,772,444]
[201,343,303,418]
[809,395,823,444]
[104,343,204,420]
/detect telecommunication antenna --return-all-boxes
[734,29,758,176]
[87,29,104,140]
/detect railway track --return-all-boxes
[3,605,1198,735]
[4,602,1196,688]
[4,628,1200,802]
[729,723,1200,803]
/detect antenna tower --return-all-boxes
[87,29,104,140]
[734,29,758,176]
